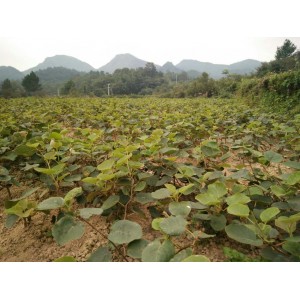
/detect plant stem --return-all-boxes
[77,216,129,262]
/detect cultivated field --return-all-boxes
[0,97,299,261]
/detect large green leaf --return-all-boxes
[264,151,283,163]
[201,141,221,157]
[195,192,221,206]
[151,188,171,200]
[37,197,64,210]
[226,193,251,205]
[79,208,103,219]
[159,216,187,236]
[127,239,149,259]
[135,192,155,204]
[170,248,193,262]
[134,181,147,192]
[87,246,112,262]
[210,214,227,231]
[52,215,85,246]
[227,203,250,217]
[101,195,120,210]
[97,159,115,171]
[207,181,227,198]
[225,223,263,246]
[260,207,280,223]
[168,201,191,217]
[285,171,300,186]
[35,163,65,175]
[141,239,175,262]
[282,242,300,257]
[14,144,36,157]
[108,220,142,244]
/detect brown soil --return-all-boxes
[0,185,258,262]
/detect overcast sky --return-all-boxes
[1,0,299,71]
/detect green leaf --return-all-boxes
[79,208,103,219]
[87,247,112,262]
[52,215,85,246]
[35,163,65,175]
[54,256,77,262]
[134,181,146,192]
[177,184,195,195]
[227,203,250,217]
[275,215,300,234]
[170,248,193,262]
[283,161,300,170]
[64,187,82,206]
[151,218,164,230]
[37,197,64,210]
[225,223,263,246]
[5,214,19,228]
[201,140,221,157]
[101,195,120,210]
[136,192,155,204]
[11,187,40,202]
[282,242,300,257]
[142,239,175,262]
[207,181,227,198]
[226,193,251,205]
[127,239,149,259]
[151,188,171,200]
[14,144,36,157]
[5,199,36,218]
[182,255,210,262]
[260,207,280,223]
[195,192,221,206]
[97,159,115,171]
[264,151,283,163]
[159,216,187,236]
[168,201,191,217]
[270,185,287,197]
[82,177,98,184]
[64,174,82,182]
[285,171,300,185]
[108,220,142,244]
[210,214,227,231]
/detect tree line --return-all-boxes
[1,39,299,100]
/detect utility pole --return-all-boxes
[57,88,60,97]
[107,83,110,96]
[175,74,178,85]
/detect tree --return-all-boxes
[22,71,41,94]
[275,39,297,60]
[62,80,76,95]
[1,79,13,98]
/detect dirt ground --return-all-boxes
[0,185,259,262]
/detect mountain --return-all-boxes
[176,59,261,79]
[160,62,182,74]
[24,55,95,74]
[176,60,228,79]
[99,53,149,73]
[227,59,262,75]
[35,67,83,94]
[0,66,23,82]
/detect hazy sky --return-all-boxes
[1,0,299,71]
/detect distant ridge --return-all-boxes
[0,66,23,82]
[98,53,149,73]
[24,55,96,74]
[0,54,262,81]
[160,62,182,74]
